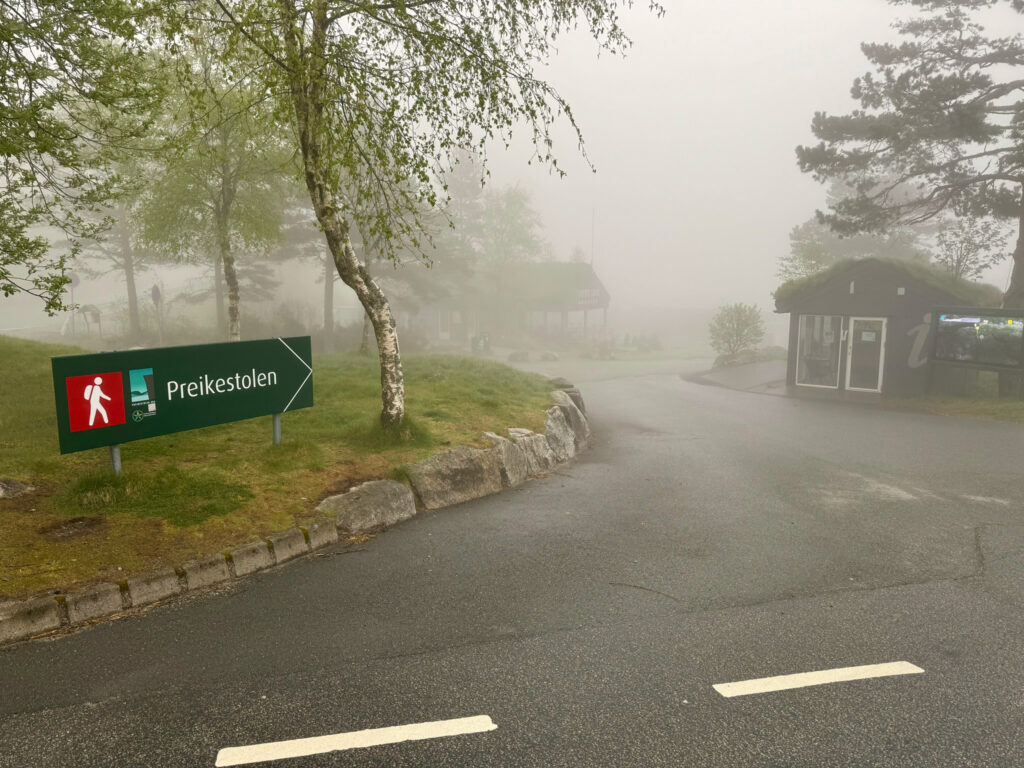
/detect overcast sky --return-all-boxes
[485,0,1015,312]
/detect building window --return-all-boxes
[796,314,842,388]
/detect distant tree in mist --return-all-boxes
[935,216,1009,281]
[795,0,1024,306]
[79,198,151,344]
[779,219,931,281]
[709,303,765,357]
[269,200,341,350]
[442,153,489,263]
[439,154,549,263]
[138,63,292,342]
[71,152,157,344]
[67,58,176,344]
[779,180,932,281]
[480,186,548,262]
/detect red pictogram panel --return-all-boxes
[66,372,126,432]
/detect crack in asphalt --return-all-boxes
[608,582,682,603]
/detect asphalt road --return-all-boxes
[3,362,1024,767]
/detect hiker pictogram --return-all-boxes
[84,377,111,425]
[65,371,126,432]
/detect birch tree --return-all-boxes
[80,199,150,343]
[138,77,291,341]
[935,216,1009,281]
[165,0,662,426]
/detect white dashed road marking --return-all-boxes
[214,715,498,767]
[713,661,924,698]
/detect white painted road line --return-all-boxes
[214,715,497,767]
[713,661,924,698]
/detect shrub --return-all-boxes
[709,303,765,358]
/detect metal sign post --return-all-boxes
[51,336,314,462]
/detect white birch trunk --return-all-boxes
[281,4,405,424]
[323,248,334,353]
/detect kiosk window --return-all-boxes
[934,314,1024,368]
[797,315,842,387]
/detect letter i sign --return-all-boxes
[66,372,126,432]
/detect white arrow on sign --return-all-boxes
[277,337,312,412]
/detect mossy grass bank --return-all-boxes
[0,335,551,598]
[884,370,1024,422]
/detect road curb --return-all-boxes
[0,379,590,647]
[180,555,232,590]
[266,529,310,564]
[0,596,63,644]
[125,569,182,608]
[65,583,124,624]
[229,541,275,577]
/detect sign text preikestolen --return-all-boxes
[51,337,313,454]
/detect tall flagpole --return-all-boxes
[590,207,595,266]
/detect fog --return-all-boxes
[0,0,1017,354]
[485,0,1012,311]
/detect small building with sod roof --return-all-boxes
[397,261,611,345]
[774,258,1002,399]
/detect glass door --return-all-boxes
[845,317,886,392]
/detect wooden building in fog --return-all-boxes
[774,258,1001,399]
[397,261,611,344]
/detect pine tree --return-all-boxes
[796,0,1024,305]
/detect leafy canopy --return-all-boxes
[165,0,663,266]
[0,0,162,313]
[935,215,1010,280]
[709,303,765,357]
[779,180,933,281]
[136,81,292,264]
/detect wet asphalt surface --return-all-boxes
[2,361,1023,767]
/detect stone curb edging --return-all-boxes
[0,379,590,647]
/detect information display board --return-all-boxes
[933,313,1024,368]
[51,337,313,454]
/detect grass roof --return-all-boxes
[773,257,1004,312]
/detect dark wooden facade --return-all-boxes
[774,259,1000,399]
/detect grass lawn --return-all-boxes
[884,370,1024,422]
[0,335,552,599]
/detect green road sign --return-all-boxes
[51,337,313,454]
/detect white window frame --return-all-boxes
[844,316,887,393]
[795,314,843,389]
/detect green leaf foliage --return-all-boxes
[0,0,164,313]
[709,303,765,357]
[162,0,664,265]
[136,78,294,263]
[935,215,1011,280]
[780,180,934,281]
